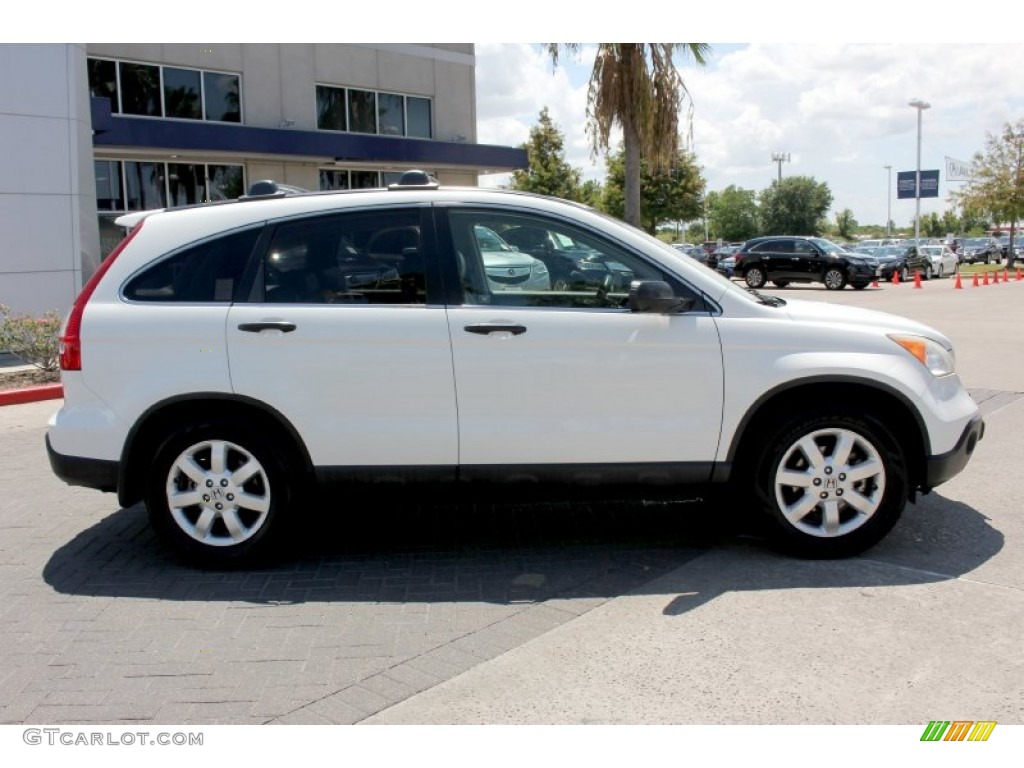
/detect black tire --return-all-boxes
[851,282,869,290]
[552,277,572,291]
[146,422,295,567]
[749,409,908,558]
[823,267,847,290]
[901,266,910,282]
[773,280,790,288]
[745,266,767,289]
[925,264,934,280]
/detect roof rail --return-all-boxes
[241,180,311,199]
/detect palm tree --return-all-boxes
[548,44,710,228]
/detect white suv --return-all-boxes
[47,174,984,566]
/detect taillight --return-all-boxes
[60,222,144,371]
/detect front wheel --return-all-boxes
[925,264,934,280]
[744,266,767,289]
[146,423,294,567]
[750,410,908,558]
[850,282,869,290]
[823,267,846,290]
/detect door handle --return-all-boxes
[464,323,527,336]
[238,321,297,333]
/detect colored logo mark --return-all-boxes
[921,721,996,742]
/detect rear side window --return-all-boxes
[262,208,426,305]
[124,228,260,302]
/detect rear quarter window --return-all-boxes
[123,228,260,302]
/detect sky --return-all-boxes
[474,41,1024,230]
[19,1,1024,232]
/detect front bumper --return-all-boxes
[924,415,985,490]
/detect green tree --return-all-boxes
[953,119,1024,266]
[834,208,857,240]
[758,176,833,236]
[601,146,705,234]
[511,106,583,201]
[547,43,710,228]
[709,186,758,242]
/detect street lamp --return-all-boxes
[909,99,931,247]
[883,164,892,237]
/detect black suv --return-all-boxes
[735,236,875,291]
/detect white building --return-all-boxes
[0,43,525,315]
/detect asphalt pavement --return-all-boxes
[0,276,1021,731]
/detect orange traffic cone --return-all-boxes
[983,271,990,285]
[1017,268,1023,281]
[913,270,923,288]
[1004,269,1010,282]
[871,279,879,288]
[992,270,1000,284]
[892,270,900,285]
[972,272,979,287]
[954,272,962,289]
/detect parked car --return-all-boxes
[499,224,633,291]
[733,236,876,290]
[716,254,737,278]
[472,225,552,293]
[868,244,918,282]
[46,172,983,566]
[915,245,959,279]
[959,237,1001,265]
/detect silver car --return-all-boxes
[473,225,551,292]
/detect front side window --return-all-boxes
[263,209,427,305]
[124,228,260,302]
[447,210,676,310]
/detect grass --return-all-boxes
[959,262,1023,275]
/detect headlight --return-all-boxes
[888,334,956,376]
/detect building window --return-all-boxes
[163,67,202,120]
[319,170,350,190]
[348,89,376,134]
[119,62,161,117]
[94,160,123,211]
[88,59,118,114]
[203,71,241,123]
[315,84,432,139]
[378,93,404,136]
[316,85,346,131]
[407,97,432,139]
[87,57,242,123]
[318,168,435,191]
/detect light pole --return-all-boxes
[883,164,892,237]
[909,99,930,247]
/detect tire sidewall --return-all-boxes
[146,422,292,567]
[751,409,907,558]
[823,267,846,290]
[745,266,766,289]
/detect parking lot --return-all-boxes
[1,278,1022,727]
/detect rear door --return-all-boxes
[226,205,458,475]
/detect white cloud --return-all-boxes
[477,42,1024,226]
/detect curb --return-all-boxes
[0,383,63,407]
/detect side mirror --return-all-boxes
[628,280,695,314]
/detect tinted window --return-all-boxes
[124,228,260,302]
[163,67,202,119]
[263,209,426,305]
[119,62,161,116]
[203,72,241,122]
[447,210,687,310]
[88,58,118,113]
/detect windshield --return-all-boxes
[809,238,848,255]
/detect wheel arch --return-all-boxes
[118,394,314,508]
[721,378,928,494]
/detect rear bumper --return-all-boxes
[46,434,118,493]
[924,415,985,490]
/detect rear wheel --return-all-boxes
[146,423,294,567]
[823,267,846,290]
[750,409,908,558]
[925,264,934,280]
[745,266,767,289]
[773,280,790,288]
